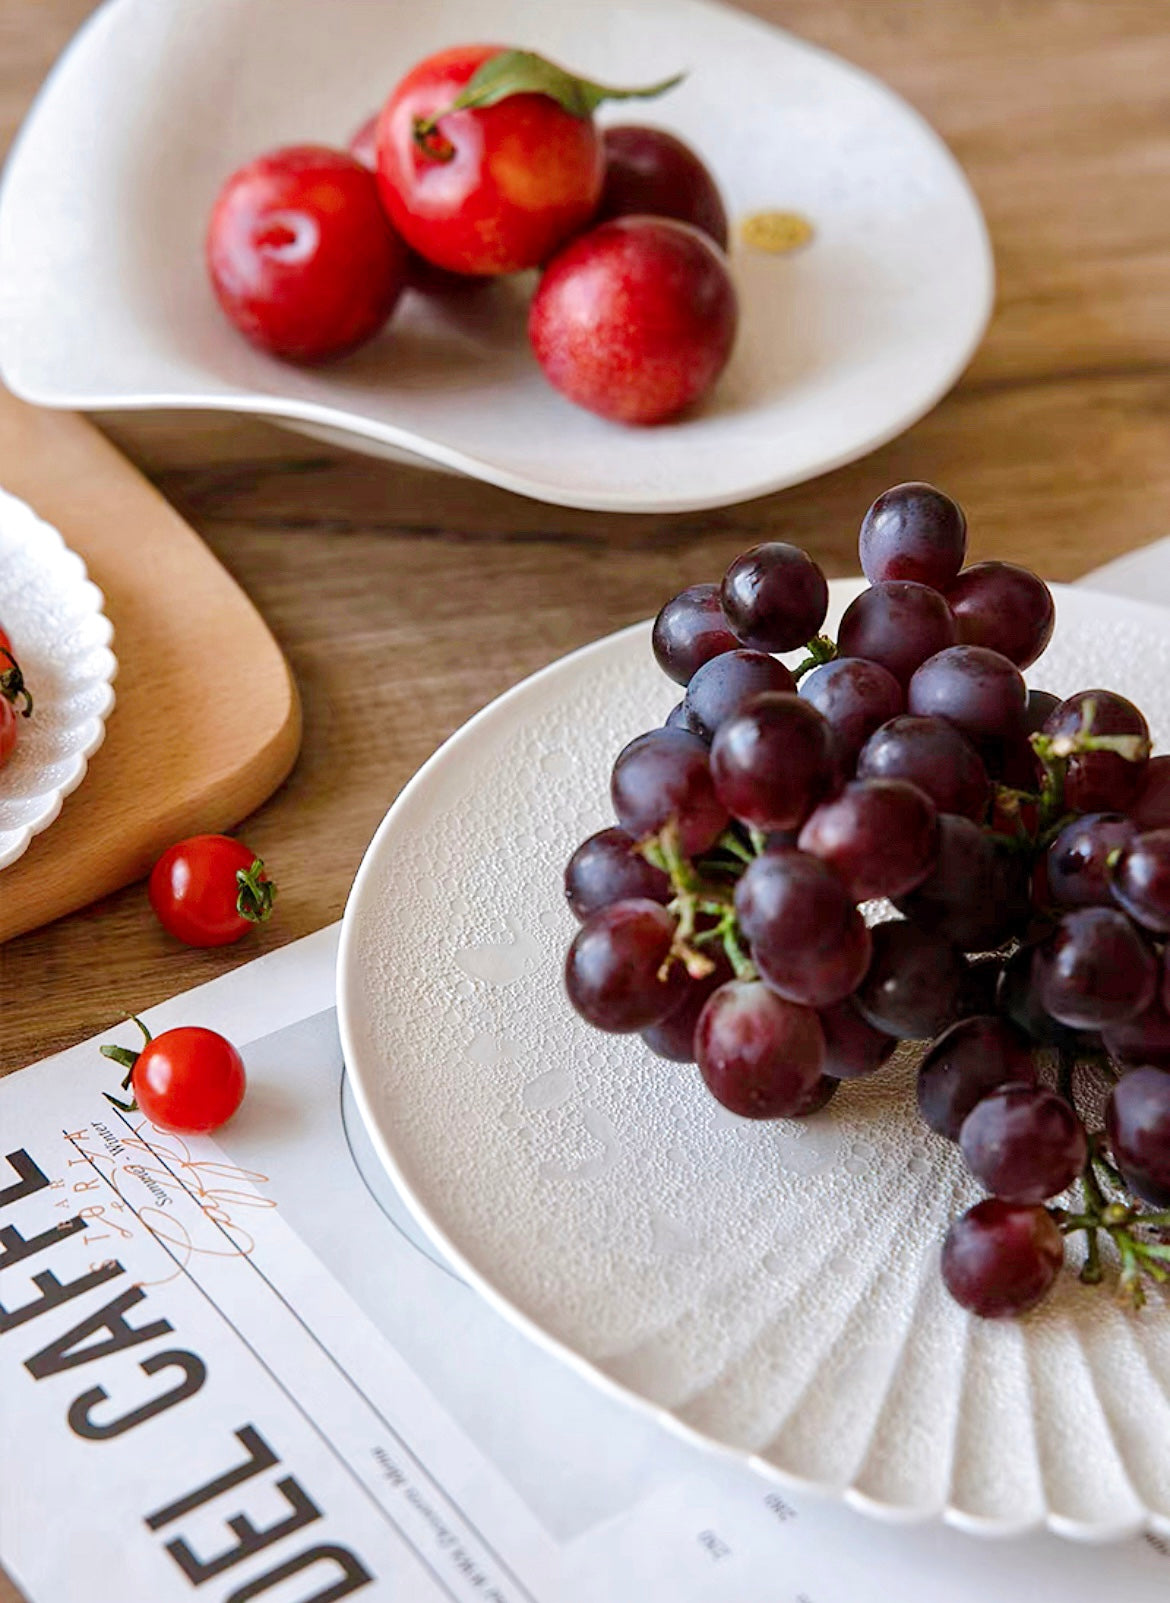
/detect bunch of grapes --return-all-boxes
[563,482,1170,1319]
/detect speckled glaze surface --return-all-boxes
[0,486,116,869]
[338,580,1170,1541]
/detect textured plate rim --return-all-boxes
[0,0,994,515]
[0,485,118,871]
[338,579,1170,1543]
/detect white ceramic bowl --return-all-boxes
[0,487,117,869]
[0,0,992,513]
[339,579,1170,1543]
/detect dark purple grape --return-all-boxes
[598,125,730,248]
[893,813,1030,950]
[720,543,829,653]
[959,1085,1087,1204]
[1106,1066,1170,1206]
[941,1199,1063,1318]
[735,849,872,1008]
[1033,906,1157,1029]
[763,828,800,851]
[566,900,686,1032]
[960,954,1004,1019]
[946,562,1055,669]
[854,919,967,1040]
[836,581,958,688]
[611,728,729,856]
[856,715,990,822]
[683,649,796,741]
[797,778,937,901]
[789,1075,841,1117]
[1130,755,1170,830]
[710,693,836,832]
[565,827,671,920]
[664,701,691,731]
[1046,813,1135,909]
[1043,689,1150,814]
[917,1015,1037,1139]
[1111,829,1170,933]
[986,688,1055,791]
[695,979,825,1118]
[858,483,967,590]
[798,657,904,770]
[817,997,897,1080]
[1102,998,1170,1069]
[907,645,1026,751]
[996,728,1044,792]
[997,944,1094,1051]
[1023,689,1061,736]
[641,953,732,1063]
[652,583,740,685]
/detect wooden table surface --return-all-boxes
[2,0,1170,1594]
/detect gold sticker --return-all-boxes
[739,211,815,254]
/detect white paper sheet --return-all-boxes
[3,925,1170,1603]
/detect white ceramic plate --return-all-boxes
[0,487,117,870]
[338,579,1170,1543]
[0,0,992,514]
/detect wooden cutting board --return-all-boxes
[0,388,302,942]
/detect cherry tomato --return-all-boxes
[206,144,408,362]
[131,1027,246,1134]
[375,44,603,275]
[0,626,25,691]
[0,625,31,772]
[0,698,16,770]
[149,834,276,947]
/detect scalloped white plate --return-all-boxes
[0,487,117,870]
[0,0,992,514]
[339,579,1170,1543]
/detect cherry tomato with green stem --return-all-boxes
[149,834,276,947]
[375,44,681,276]
[102,1018,246,1135]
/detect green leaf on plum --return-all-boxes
[450,49,684,121]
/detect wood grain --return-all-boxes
[2,2,1170,1597]
[0,390,302,942]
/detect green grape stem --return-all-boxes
[715,829,755,866]
[1030,696,1151,834]
[791,634,838,684]
[1030,737,1068,833]
[643,825,757,984]
[720,916,758,982]
[1059,1136,1170,1305]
